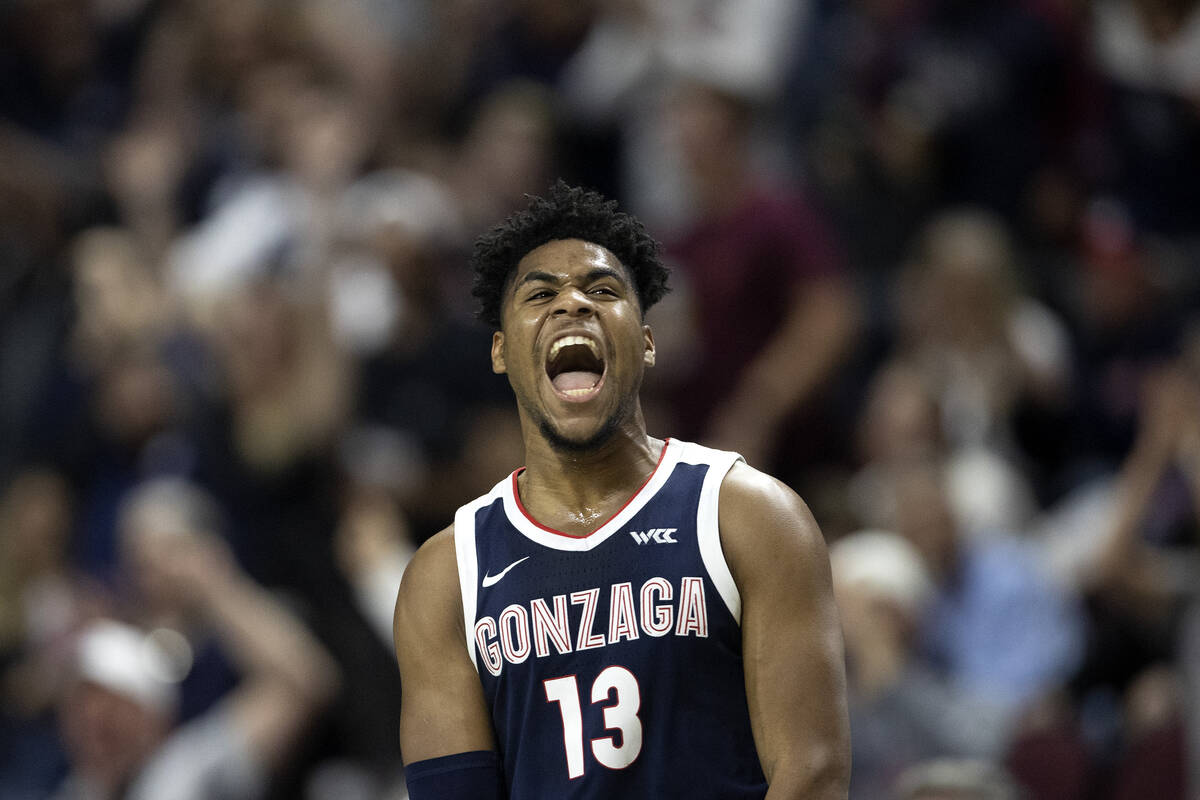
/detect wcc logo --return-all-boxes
[629,528,678,545]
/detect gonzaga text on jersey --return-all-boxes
[473,575,709,676]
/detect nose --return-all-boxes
[551,287,594,317]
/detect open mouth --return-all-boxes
[546,335,605,401]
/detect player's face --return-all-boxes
[492,239,655,451]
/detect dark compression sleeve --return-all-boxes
[405,750,505,800]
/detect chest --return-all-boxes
[471,470,725,681]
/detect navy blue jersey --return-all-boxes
[454,439,768,799]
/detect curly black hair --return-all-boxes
[470,180,670,329]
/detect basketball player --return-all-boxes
[393,181,850,799]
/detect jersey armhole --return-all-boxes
[697,450,744,624]
[453,505,480,671]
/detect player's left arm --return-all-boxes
[720,462,851,799]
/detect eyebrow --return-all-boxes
[515,267,629,289]
[585,267,628,285]
[516,270,560,288]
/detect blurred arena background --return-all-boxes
[0,0,1198,798]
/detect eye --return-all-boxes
[589,286,618,297]
[527,289,555,301]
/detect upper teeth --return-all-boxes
[549,335,599,362]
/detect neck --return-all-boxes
[517,411,664,536]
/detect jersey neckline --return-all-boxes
[503,438,678,552]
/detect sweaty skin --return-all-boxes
[393,238,850,798]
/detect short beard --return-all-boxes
[538,412,621,453]
[528,389,635,455]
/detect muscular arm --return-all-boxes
[393,526,497,763]
[720,463,851,799]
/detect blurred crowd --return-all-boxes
[1,0,1198,798]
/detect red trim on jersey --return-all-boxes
[510,439,672,539]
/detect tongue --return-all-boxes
[552,371,601,392]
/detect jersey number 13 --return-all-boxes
[543,666,642,779]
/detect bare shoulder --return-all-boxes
[393,524,463,654]
[717,461,830,586]
[393,524,499,761]
[716,469,849,796]
[400,524,459,591]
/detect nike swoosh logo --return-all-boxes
[481,556,531,588]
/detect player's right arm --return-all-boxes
[393,525,503,795]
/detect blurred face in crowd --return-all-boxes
[857,361,940,464]
[903,213,1015,351]
[215,283,296,396]
[280,87,373,190]
[463,85,555,213]
[669,81,749,178]
[94,352,176,448]
[119,502,204,616]
[70,229,163,371]
[0,469,72,579]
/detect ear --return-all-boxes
[491,330,507,374]
[642,325,656,368]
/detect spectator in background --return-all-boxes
[201,279,350,484]
[1000,325,1200,800]
[0,468,107,798]
[454,0,596,116]
[116,478,241,723]
[1060,349,1199,800]
[319,448,425,798]
[555,0,807,230]
[164,68,381,319]
[445,80,560,246]
[173,275,395,785]
[52,519,339,800]
[28,227,197,580]
[895,0,1071,219]
[102,111,194,263]
[65,228,172,382]
[1,470,89,681]
[892,209,1074,476]
[0,261,71,484]
[331,474,415,650]
[785,0,1076,272]
[888,460,1084,720]
[664,75,860,479]
[0,0,143,227]
[334,166,517,540]
[1059,198,1193,478]
[783,0,938,282]
[831,529,1009,799]
[848,357,1039,544]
